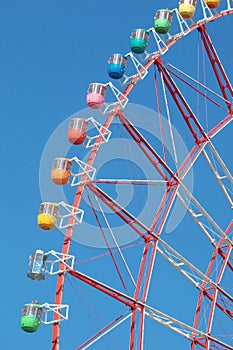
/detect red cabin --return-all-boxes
[68,118,88,145]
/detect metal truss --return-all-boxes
[41,303,69,325]
[70,157,96,187]
[57,201,84,229]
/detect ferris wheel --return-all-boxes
[21,0,233,349]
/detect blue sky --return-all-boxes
[1,1,233,349]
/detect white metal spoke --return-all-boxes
[202,149,233,208]
[94,179,167,186]
[144,306,233,349]
[145,308,200,341]
[201,141,233,207]
[154,241,233,312]
[88,183,151,237]
[177,192,219,245]
[208,141,233,183]
[79,312,132,350]
[166,62,230,106]
[93,194,137,288]
[176,182,231,245]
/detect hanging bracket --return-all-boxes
[45,250,75,275]
[70,157,96,186]
[121,52,148,85]
[84,117,112,148]
[57,201,84,228]
[102,82,129,114]
[41,303,69,324]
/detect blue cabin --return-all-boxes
[107,53,127,79]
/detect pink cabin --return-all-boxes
[68,118,88,145]
[86,83,106,109]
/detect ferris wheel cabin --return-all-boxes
[179,0,197,18]
[154,9,173,34]
[51,158,72,185]
[21,302,42,333]
[107,53,127,79]
[68,118,88,145]
[130,29,149,54]
[205,0,221,8]
[86,83,106,109]
[27,250,47,281]
[37,202,59,230]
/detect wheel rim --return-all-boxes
[32,5,233,350]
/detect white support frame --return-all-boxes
[226,0,233,10]
[176,183,231,246]
[101,82,129,115]
[41,303,69,325]
[172,8,191,37]
[45,250,75,275]
[154,240,233,308]
[84,117,112,148]
[143,306,231,348]
[70,156,96,186]
[57,201,84,229]
[146,27,168,59]
[121,52,148,85]
[198,0,214,22]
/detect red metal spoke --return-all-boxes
[87,182,148,240]
[199,24,233,112]
[207,112,233,139]
[87,192,128,291]
[129,240,151,350]
[165,65,227,110]
[203,289,233,320]
[68,270,136,309]
[117,111,171,180]
[155,58,208,143]
[192,221,233,349]
[154,68,168,163]
[129,186,180,348]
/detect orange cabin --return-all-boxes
[51,158,72,185]
[205,0,221,8]
[68,118,88,145]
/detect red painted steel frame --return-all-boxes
[155,24,233,350]
[198,25,233,112]
[191,221,233,350]
[51,11,233,350]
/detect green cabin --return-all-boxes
[154,9,173,35]
[21,302,43,333]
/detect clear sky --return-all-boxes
[1,1,233,349]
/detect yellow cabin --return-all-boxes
[51,158,72,185]
[205,0,221,8]
[179,0,197,19]
[38,202,59,230]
